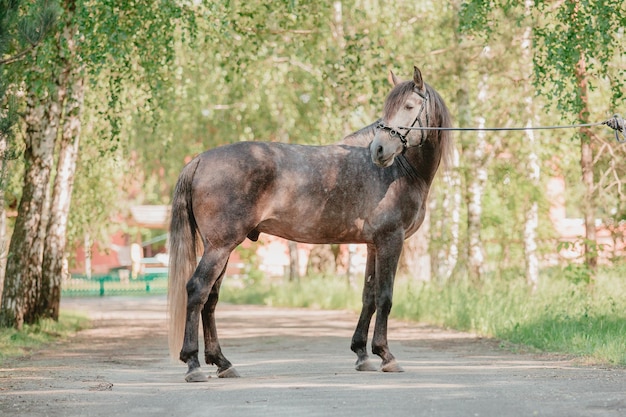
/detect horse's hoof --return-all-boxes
[355,359,378,372]
[218,367,240,378]
[185,369,209,382]
[381,360,404,373]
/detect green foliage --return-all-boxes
[73,0,200,144]
[561,263,592,286]
[0,0,59,62]
[0,0,59,192]
[556,238,607,284]
[4,0,625,298]
[0,310,89,363]
[533,0,626,115]
[15,0,58,47]
[461,0,626,115]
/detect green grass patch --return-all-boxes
[221,266,626,366]
[392,273,626,365]
[0,311,90,363]
[221,276,362,310]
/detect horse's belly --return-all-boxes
[256,216,367,245]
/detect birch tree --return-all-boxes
[520,0,540,291]
[452,0,491,283]
[1,83,61,328]
[534,0,626,275]
[0,0,58,304]
[39,10,85,319]
[465,59,491,282]
[1,0,199,328]
[432,147,461,283]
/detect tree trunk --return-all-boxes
[0,136,7,302]
[0,211,5,304]
[433,145,461,283]
[466,69,490,282]
[0,89,60,328]
[521,1,540,291]
[0,200,5,303]
[575,51,597,274]
[306,245,336,277]
[40,21,85,320]
[331,1,346,50]
[287,241,299,282]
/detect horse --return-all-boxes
[167,66,453,382]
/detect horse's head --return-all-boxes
[370,66,448,168]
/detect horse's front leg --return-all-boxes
[351,246,378,371]
[180,250,229,382]
[202,268,240,378]
[372,232,405,372]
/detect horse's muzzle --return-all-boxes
[370,136,399,168]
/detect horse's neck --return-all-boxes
[337,121,378,147]
[338,121,442,186]
[403,141,442,185]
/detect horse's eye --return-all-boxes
[405,105,414,110]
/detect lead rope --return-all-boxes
[397,114,626,144]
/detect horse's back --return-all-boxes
[189,141,378,244]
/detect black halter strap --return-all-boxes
[376,89,430,151]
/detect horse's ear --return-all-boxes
[388,70,400,86]
[413,66,424,91]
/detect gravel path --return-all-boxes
[1,296,624,416]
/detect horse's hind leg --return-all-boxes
[351,246,378,371]
[180,250,229,382]
[202,268,240,378]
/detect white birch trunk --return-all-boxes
[434,146,461,282]
[466,69,489,281]
[332,2,346,50]
[41,23,85,319]
[0,88,60,328]
[84,233,92,279]
[521,1,540,291]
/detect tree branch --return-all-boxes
[0,44,37,66]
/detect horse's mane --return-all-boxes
[339,121,378,147]
[382,81,415,120]
[424,83,454,171]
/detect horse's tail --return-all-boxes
[167,156,202,360]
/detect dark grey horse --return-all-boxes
[168,66,454,382]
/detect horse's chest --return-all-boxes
[404,199,427,238]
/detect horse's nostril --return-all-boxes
[377,145,384,156]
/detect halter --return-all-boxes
[376,88,430,151]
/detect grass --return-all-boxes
[0,311,90,363]
[222,275,362,310]
[221,266,626,366]
[392,273,626,365]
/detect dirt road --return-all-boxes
[1,296,624,417]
